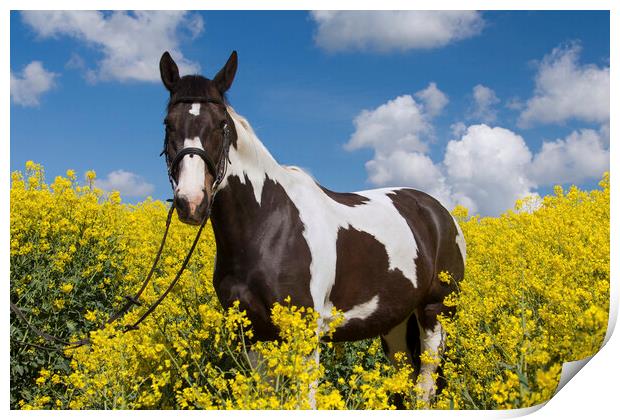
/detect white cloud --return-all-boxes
[21,11,203,83]
[96,170,155,198]
[356,124,537,216]
[519,43,610,127]
[505,97,524,111]
[311,11,484,52]
[10,61,58,106]
[366,150,441,189]
[415,82,449,118]
[347,115,609,215]
[468,84,499,123]
[344,95,432,156]
[600,122,610,147]
[345,45,610,216]
[366,151,456,209]
[443,125,535,215]
[345,84,447,157]
[450,121,467,137]
[530,128,610,186]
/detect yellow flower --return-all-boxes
[85,170,96,182]
[84,310,98,322]
[60,283,74,294]
[9,163,609,410]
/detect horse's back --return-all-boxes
[323,185,465,286]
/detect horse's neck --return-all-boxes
[210,109,289,250]
[223,108,283,202]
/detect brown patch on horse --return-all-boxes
[319,186,369,207]
[210,175,313,341]
[387,188,464,326]
[328,226,419,342]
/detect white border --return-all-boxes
[3,1,616,418]
[2,0,617,11]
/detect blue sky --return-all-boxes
[10,11,610,215]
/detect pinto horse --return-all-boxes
[159,50,466,402]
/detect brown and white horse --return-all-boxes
[159,51,466,402]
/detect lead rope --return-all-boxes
[107,203,176,324]
[123,209,209,332]
[122,122,230,333]
[10,200,203,351]
[10,116,232,352]
[11,204,176,350]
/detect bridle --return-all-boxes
[161,95,233,197]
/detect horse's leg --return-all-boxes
[248,341,320,409]
[381,316,412,365]
[246,349,262,371]
[308,346,320,409]
[415,303,446,404]
[380,314,422,408]
[380,313,422,366]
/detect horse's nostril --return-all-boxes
[174,195,189,213]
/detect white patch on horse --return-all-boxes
[176,137,206,211]
[292,186,418,322]
[217,108,279,203]
[321,295,380,331]
[342,295,379,325]
[452,216,467,264]
[189,103,201,116]
[417,321,445,403]
[222,108,419,325]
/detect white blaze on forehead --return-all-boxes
[176,137,206,206]
[189,103,201,116]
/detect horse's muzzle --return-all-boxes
[174,191,211,225]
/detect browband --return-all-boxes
[169,96,225,107]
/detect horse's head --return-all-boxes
[159,50,238,225]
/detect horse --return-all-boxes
[158,50,466,404]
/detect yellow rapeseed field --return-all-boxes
[10,162,609,410]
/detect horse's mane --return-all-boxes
[225,106,315,180]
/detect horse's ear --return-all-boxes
[213,51,238,94]
[160,51,180,92]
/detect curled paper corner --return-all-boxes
[548,277,618,396]
[602,279,618,347]
[488,401,547,418]
[554,356,593,395]
[491,356,598,418]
